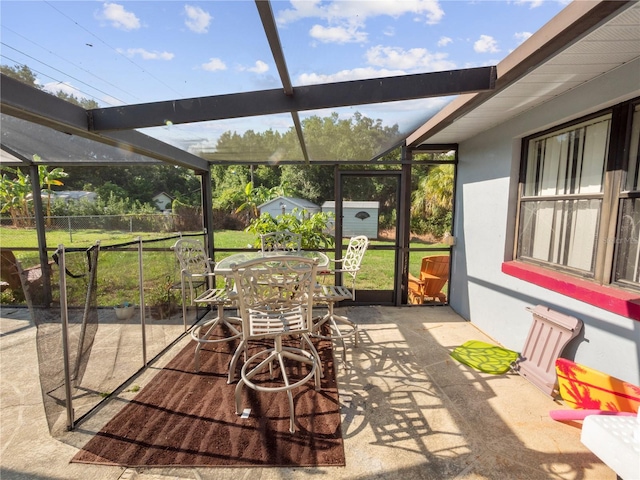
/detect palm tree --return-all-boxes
[37,164,68,224]
[412,164,454,216]
[0,169,31,227]
[235,182,267,221]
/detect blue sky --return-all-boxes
[1,0,570,154]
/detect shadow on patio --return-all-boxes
[0,305,613,480]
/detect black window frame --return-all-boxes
[516,97,640,291]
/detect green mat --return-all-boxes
[450,340,520,375]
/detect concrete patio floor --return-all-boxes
[0,304,614,480]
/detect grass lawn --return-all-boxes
[1,227,448,306]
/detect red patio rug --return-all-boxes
[72,332,344,467]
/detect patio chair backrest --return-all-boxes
[260,231,302,253]
[173,238,212,276]
[420,255,449,296]
[341,235,369,282]
[231,255,318,337]
[172,238,215,302]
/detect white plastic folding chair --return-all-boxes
[172,238,241,372]
[259,230,302,253]
[313,235,369,362]
[229,255,321,434]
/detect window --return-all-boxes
[517,98,640,290]
[613,104,640,286]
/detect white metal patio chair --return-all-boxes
[312,235,369,362]
[172,238,241,372]
[229,255,321,433]
[259,230,302,253]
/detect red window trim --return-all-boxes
[502,261,640,321]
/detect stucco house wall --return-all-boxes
[450,58,640,385]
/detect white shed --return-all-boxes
[258,196,320,219]
[152,192,174,212]
[322,201,379,239]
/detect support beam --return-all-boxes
[255,0,310,162]
[1,75,210,172]
[29,164,52,306]
[88,67,497,131]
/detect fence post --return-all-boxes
[68,216,73,243]
[58,244,75,430]
[138,237,147,366]
[130,217,133,233]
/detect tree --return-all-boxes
[413,164,454,215]
[203,111,403,208]
[411,163,454,238]
[0,164,70,227]
[36,163,68,223]
[1,64,41,88]
[0,168,32,227]
[55,91,99,109]
[1,64,99,108]
[235,182,270,221]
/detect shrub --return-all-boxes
[246,209,335,250]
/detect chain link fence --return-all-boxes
[1,214,178,241]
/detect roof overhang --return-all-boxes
[407,0,640,148]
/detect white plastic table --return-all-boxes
[581,414,640,480]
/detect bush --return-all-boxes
[212,209,246,230]
[48,192,157,217]
[411,208,452,238]
[246,209,335,250]
[379,209,396,230]
[172,202,202,232]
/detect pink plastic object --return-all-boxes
[549,409,636,421]
[513,306,583,396]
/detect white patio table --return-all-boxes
[214,250,329,275]
[212,250,330,384]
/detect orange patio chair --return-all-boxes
[408,255,449,304]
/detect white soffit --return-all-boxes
[411,2,640,146]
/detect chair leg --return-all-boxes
[235,337,318,434]
[191,303,242,373]
[313,300,358,364]
[286,389,295,433]
[228,338,247,383]
[301,333,324,378]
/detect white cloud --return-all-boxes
[514,0,544,8]
[366,45,456,71]
[309,24,367,44]
[383,26,395,37]
[43,81,84,98]
[298,67,406,85]
[474,35,499,54]
[278,0,444,26]
[202,58,227,71]
[117,48,174,60]
[98,3,140,31]
[514,31,533,44]
[277,0,443,45]
[184,5,212,34]
[247,60,269,74]
[437,36,452,47]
